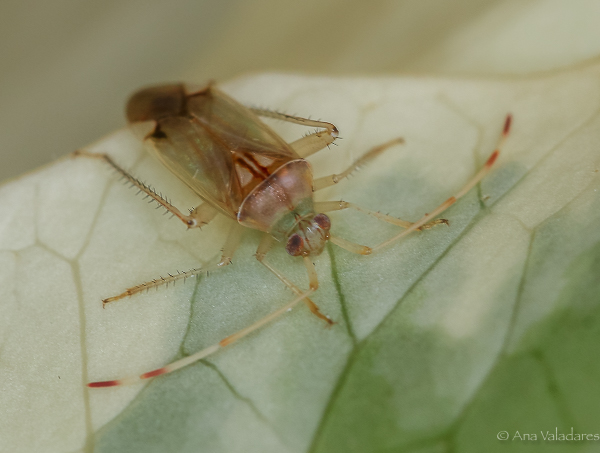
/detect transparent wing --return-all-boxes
[143,86,299,217]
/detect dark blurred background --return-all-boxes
[1,0,600,182]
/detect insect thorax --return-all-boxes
[237,160,316,241]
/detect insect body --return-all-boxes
[128,83,333,257]
[81,82,511,387]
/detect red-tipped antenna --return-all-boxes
[88,290,314,388]
[503,114,512,136]
[369,114,513,253]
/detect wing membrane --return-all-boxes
[142,86,299,217]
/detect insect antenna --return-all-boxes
[89,289,315,387]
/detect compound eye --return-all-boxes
[313,213,331,231]
[285,234,304,256]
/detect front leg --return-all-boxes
[314,200,448,230]
[256,234,332,325]
[312,137,404,191]
[327,115,512,256]
[312,137,450,230]
[251,108,339,158]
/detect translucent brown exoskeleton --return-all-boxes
[78,82,512,387]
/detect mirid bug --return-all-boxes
[79,82,511,387]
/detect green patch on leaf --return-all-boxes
[1,67,600,453]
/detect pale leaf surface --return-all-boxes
[1,65,600,453]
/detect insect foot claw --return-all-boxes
[418,218,450,230]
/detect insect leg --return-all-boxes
[313,137,404,191]
[102,222,244,306]
[289,131,337,158]
[256,234,332,325]
[326,195,460,255]
[329,115,512,256]
[73,150,209,228]
[326,154,484,256]
[188,203,219,228]
[250,108,339,158]
[88,288,315,387]
[314,200,448,230]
